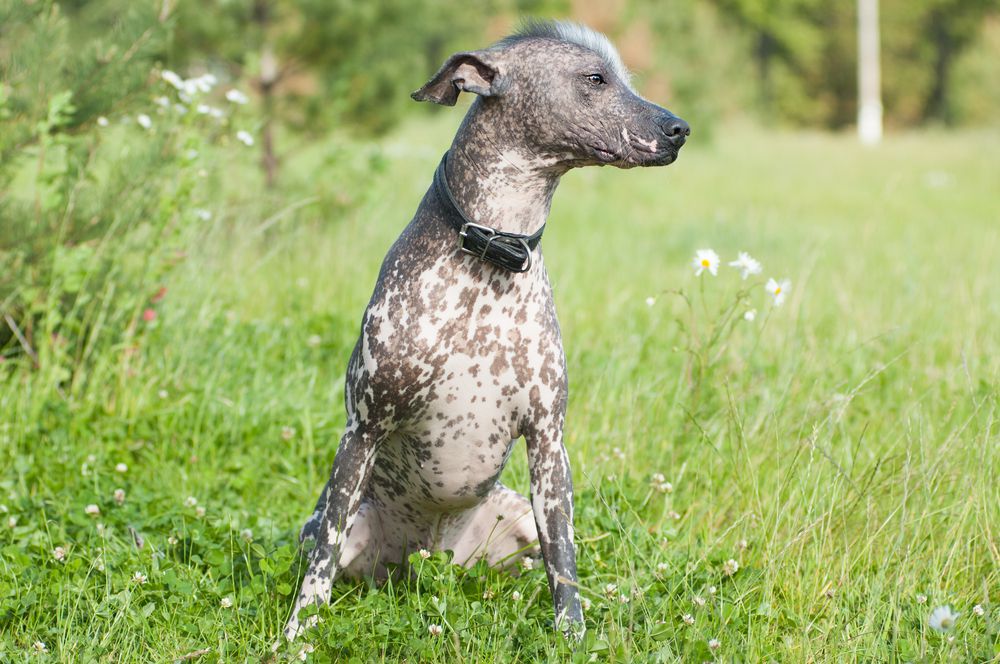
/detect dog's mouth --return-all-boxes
[592,143,679,169]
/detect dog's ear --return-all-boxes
[411,51,506,106]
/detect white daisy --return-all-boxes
[236,130,254,146]
[728,252,762,280]
[928,605,959,632]
[692,249,720,276]
[765,278,791,306]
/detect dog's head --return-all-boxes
[412,20,688,170]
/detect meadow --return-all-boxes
[1,112,998,662]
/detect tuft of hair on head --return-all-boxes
[498,18,632,85]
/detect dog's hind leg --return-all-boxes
[285,421,379,640]
[444,483,539,569]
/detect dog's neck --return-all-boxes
[445,104,563,237]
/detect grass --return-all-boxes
[1,115,998,662]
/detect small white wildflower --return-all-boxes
[482,588,494,600]
[737,539,748,551]
[53,546,66,562]
[226,89,250,105]
[33,641,48,653]
[240,528,253,542]
[973,604,984,617]
[708,637,721,651]
[96,523,105,535]
[167,535,178,546]
[184,496,198,508]
[604,583,618,598]
[158,389,168,399]
[692,249,720,277]
[281,426,296,440]
[7,516,16,528]
[728,251,763,280]
[916,593,927,604]
[743,309,757,321]
[113,489,125,505]
[195,506,206,518]
[85,504,101,516]
[765,278,791,306]
[928,605,959,632]
[618,593,630,604]
[306,335,321,348]
[161,70,184,89]
[521,557,534,571]
[511,590,521,601]
[693,595,706,607]
[133,571,147,585]
[428,624,443,637]
[194,208,212,221]
[136,114,152,130]
[236,130,254,146]
[656,562,669,573]
[115,463,128,473]
[722,559,739,576]
[296,643,314,661]
[581,597,591,611]
[708,586,717,596]
[0,504,6,513]
[682,613,695,625]
[97,116,109,127]
[645,296,655,307]
[418,548,431,560]
[220,596,233,608]
[154,96,170,108]
[611,447,625,461]
[667,510,681,520]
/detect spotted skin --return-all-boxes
[286,20,687,642]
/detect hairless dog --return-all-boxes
[285,19,688,641]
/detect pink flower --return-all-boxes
[142,308,157,322]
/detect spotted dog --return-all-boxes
[286,19,689,640]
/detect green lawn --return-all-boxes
[1,117,998,662]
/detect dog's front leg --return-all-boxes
[525,416,585,639]
[285,423,377,641]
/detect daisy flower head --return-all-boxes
[728,251,762,280]
[765,278,791,306]
[692,249,720,277]
[928,605,959,632]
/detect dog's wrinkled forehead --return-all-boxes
[496,19,632,87]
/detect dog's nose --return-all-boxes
[661,116,690,146]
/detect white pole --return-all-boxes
[858,0,883,144]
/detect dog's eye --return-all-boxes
[585,74,605,85]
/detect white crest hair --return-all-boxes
[499,19,632,86]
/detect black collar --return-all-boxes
[434,151,545,273]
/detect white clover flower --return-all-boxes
[195,506,206,518]
[194,208,212,221]
[692,595,706,607]
[226,89,250,105]
[972,604,984,616]
[611,447,625,461]
[482,588,494,600]
[728,252,762,280]
[618,593,629,604]
[53,546,66,562]
[34,641,48,652]
[184,496,198,508]
[418,548,431,559]
[240,528,253,542]
[7,516,16,528]
[306,335,321,348]
[220,596,233,608]
[692,249,720,276]
[161,70,184,89]
[667,510,681,520]
[722,559,739,576]
[682,613,694,625]
[521,557,534,571]
[97,116,109,127]
[581,597,591,611]
[708,585,717,595]
[656,562,669,573]
[645,296,655,307]
[136,114,152,130]
[96,523,105,535]
[113,489,125,505]
[511,590,521,601]
[928,605,959,631]
[281,426,296,440]
[0,504,6,513]
[297,643,314,661]
[236,130,254,146]
[708,638,721,651]
[158,389,169,399]
[115,463,128,473]
[85,504,101,516]
[167,535,178,546]
[133,571,147,585]
[428,624,443,637]
[765,278,791,306]
[916,593,927,604]
[743,309,757,321]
